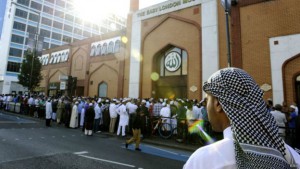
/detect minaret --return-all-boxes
[130,0,139,13]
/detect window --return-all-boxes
[27,25,37,34]
[11,34,24,44]
[6,62,21,73]
[101,43,107,55]
[9,48,23,57]
[17,0,29,6]
[56,0,65,7]
[75,17,82,25]
[13,21,26,31]
[15,9,28,19]
[114,40,120,53]
[51,32,61,40]
[54,10,64,18]
[53,21,63,29]
[51,44,59,48]
[45,0,54,4]
[40,29,50,38]
[107,41,114,54]
[43,42,49,49]
[65,14,74,22]
[74,28,82,35]
[29,13,39,22]
[63,24,72,32]
[43,6,53,15]
[83,31,90,37]
[101,27,107,33]
[73,38,80,42]
[30,1,42,11]
[95,44,101,55]
[62,35,71,43]
[98,82,107,97]
[42,17,52,26]
[93,24,99,31]
[66,3,74,10]
[84,22,91,28]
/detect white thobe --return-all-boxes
[271,110,287,136]
[80,108,85,127]
[109,103,118,118]
[160,107,171,124]
[45,101,52,119]
[117,104,128,136]
[69,105,78,128]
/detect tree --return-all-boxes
[18,51,43,92]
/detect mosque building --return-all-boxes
[38,0,300,106]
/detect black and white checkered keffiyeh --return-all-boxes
[203,68,290,168]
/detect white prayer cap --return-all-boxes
[106,99,109,103]
[170,101,174,105]
[164,98,167,101]
[89,103,93,106]
[97,98,102,103]
[162,102,166,106]
[75,101,79,104]
[122,99,127,103]
[159,98,163,102]
[141,100,146,103]
[290,105,296,110]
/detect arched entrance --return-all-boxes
[152,46,187,99]
[295,75,300,107]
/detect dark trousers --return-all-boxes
[46,118,51,127]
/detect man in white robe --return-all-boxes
[117,100,128,137]
[69,101,79,128]
[45,99,52,127]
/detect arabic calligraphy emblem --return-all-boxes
[165,52,181,72]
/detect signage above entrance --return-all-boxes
[165,51,181,72]
[135,0,201,20]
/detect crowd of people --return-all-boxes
[0,94,211,145]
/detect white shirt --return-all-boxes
[271,110,287,127]
[94,105,101,119]
[127,103,138,114]
[184,127,300,169]
[109,103,118,118]
[192,105,202,120]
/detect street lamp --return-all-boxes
[220,0,238,67]
[11,1,41,93]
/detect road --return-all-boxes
[0,112,191,169]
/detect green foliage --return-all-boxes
[18,51,43,91]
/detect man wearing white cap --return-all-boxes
[93,101,102,133]
[109,99,118,133]
[85,103,95,136]
[45,99,52,127]
[117,99,129,137]
[160,102,171,125]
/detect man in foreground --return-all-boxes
[184,68,300,169]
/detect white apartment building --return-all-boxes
[0,0,126,95]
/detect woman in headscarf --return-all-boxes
[184,68,300,169]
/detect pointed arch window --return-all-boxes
[98,82,108,97]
